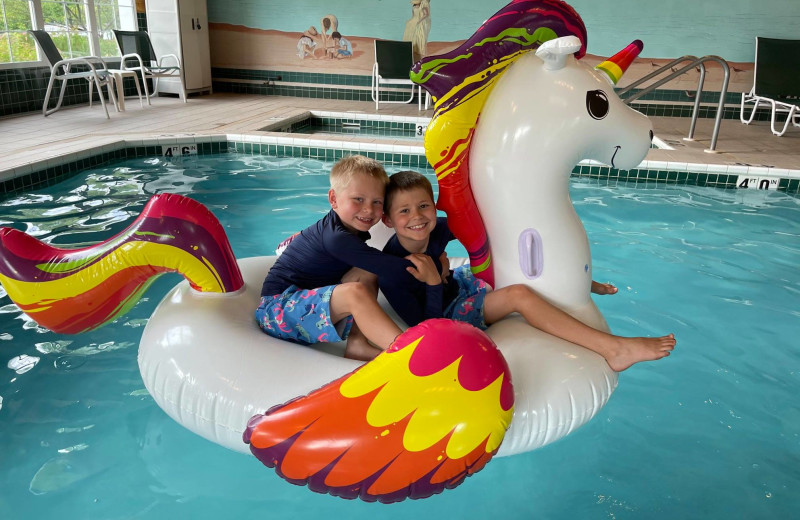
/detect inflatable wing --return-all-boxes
[0,193,243,334]
[244,319,515,503]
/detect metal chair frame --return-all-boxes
[29,30,117,118]
[371,40,421,110]
[113,30,187,104]
[740,37,800,136]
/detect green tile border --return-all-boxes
[266,115,420,138]
[211,67,775,122]
[571,163,742,190]
[2,138,798,201]
[0,62,774,121]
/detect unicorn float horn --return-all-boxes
[595,39,643,85]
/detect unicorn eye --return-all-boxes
[586,90,609,120]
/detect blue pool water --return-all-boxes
[0,154,798,519]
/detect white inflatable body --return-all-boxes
[468,38,652,455]
[139,36,653,459]
[139,255,613,458]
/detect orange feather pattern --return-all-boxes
[244,319,514,503]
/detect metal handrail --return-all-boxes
[620,55,731,153]
[617,55,699,96]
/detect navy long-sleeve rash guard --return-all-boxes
[261,210,414,297]
[380,217,460,327]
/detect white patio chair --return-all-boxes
[113,30,187,104]
[740,37,800,136]
[29,30,117,118]
[371,40,421,110]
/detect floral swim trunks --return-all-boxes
[443,265,489,331]
[255,284,353,345]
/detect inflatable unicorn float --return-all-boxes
[0,0,656,504]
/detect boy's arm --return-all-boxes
[442,217,458,243]
[380,278,443,327]
[405,253,445,324]
[325,230,416,282]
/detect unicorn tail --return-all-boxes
[0,193,243,334]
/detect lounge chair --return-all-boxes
[371,40,421,110]
[28,30,117,118]
[113,30,187,104]
[740,37,800,136]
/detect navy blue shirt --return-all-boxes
[380,217,460,326]
[261,210,414,296]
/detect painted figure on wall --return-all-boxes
[403,0,431,63]
[296,15,351,60]
[320,14,339,57]
[297,26,319,59]
[330,31,353,58]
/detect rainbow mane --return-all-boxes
[412,0,587,287]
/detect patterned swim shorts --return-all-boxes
[443,266,489,331]
[255,284,353,345]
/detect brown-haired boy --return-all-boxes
[379,170,676,371]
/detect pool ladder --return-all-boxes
[618,55,730,153]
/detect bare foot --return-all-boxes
[344,336,382,361]
[592,280,618,295]
[606,334,676,372]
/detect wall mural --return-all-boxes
[205,0,789,92]
[209,1,450,78]
[296,14,353,60]
[403,0,431,63]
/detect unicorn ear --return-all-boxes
[535,36,582,71]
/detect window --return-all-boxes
[41,0,91,58]
[0,0,137,64]
[93,0,136,57]
[0,0,36,63]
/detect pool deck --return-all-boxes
[1,93,798,182]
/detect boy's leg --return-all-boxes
[330,282,401,356]
[339,268,382,360]
[341,267,378,293]
[483,285,675,372]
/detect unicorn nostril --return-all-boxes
[649,129,654,142]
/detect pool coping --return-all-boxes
[2,111,799,198]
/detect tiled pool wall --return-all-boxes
[0,61,150,116]
[211,67,770,122]
[269,113,671,148]
[2,134,798,201]
[262,113,423,136]
[0,16,149,117]
[1,64,774,121]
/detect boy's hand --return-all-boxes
[438,252,450,284]
[405,253,442,286]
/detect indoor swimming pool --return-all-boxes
[0,153,798,519]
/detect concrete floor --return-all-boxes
[1,93,798,181]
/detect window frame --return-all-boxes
[0,0,137,67]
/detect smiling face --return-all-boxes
[329,172,386,233]
[382,186,438,252]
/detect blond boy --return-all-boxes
[256,155,413,360]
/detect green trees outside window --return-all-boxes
[1,0,136,63]
[1,0,37,62]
